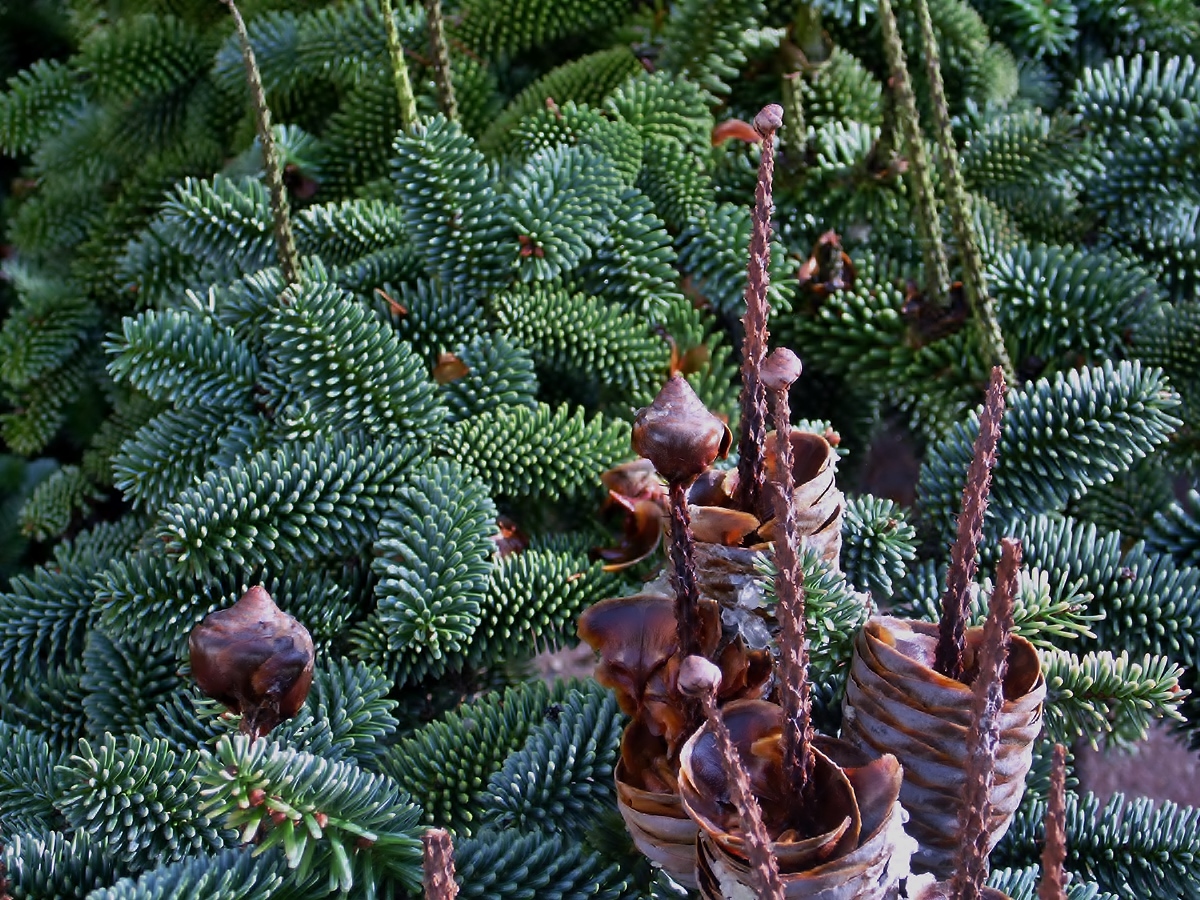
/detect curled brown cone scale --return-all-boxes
[189,586,314,739]
[633,374,732,485]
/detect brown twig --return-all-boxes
[222,0,299,285]
[679,657,786,900]
[936,366,1007,681]
[381,0,419,128]
[423,827,459,899]
[735,105,783,521]
[1038,744,1068,900]
[668,480,703,663]
[423,0,458,120]
[910,0,1013,380]
[951,537,1020,900]
[763,349,815,801]
[876,0,950,307]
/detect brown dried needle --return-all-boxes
[763,348,815,800]
[735,104,783,521]
[950,537,1021,900]
[423,827,459,899]
[936,366,1007,681]
[679,656,785,900]
[1038,744,1068,900]
[222,0,299,285]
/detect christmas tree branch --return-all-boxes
[876,0,950,307]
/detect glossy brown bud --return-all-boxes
[632,374,732,485]
[189,586,314,739]
[761,348,803,392]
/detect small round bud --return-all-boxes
[632,374,732,484]
[754,104,784,136]
[189,586,314,739]
[761,348,803,391]
[677,654,723,699]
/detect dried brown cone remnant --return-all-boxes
[632,374,731,661]
[423,0,458,121]
[735,104,784,522]
[909,0,1013,381]
[221,0,299,286]
[423,827,458,899]
[951,538,1021,900]
[189,586,314,740]
[937,366,1007,681]
[875,0,951,307]
[1038,744,1069,900]
[762,348,816,800]
[679,656,785,900]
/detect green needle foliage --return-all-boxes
[0,0,1197,896]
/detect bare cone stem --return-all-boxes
[381,0,419,128]
[223,0,299,285]
[667,480,703,662]
[681,657,785,900]
[876,0,950,306]
[951,537,1020,900]
[936,366,1007,681]
[424,0,458,120]
[735,105,783,521]
[1038,744,1068,900]
[910,0,1013,380]
[423,827,458,899]
[765,352,815,801]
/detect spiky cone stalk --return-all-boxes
[762,349,816,803]
[938,367,1007,681]
[423,0,458,120]
[423,828,458,899]
[1037,744,1068,900]
[222,0,298,285]
[839,539,1043,877]
[381,0,418,128]
[679,699,912,898]
[735,105,784,522]
[951,538,1020,899]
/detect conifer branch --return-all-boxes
[222,0,299,285]
[381,0,419,128]
[735,105,783,521]
[423,827,459,899]
[679,657,785,900]
[1038,744,1068,900]
[951,537,1021,900]
[937,366,1007,681]
[763,348,815,800]
[424,0,458,121]
[876,0,950,306]
[910,0,1014,380]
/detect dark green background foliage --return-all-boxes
[0,0,1197,896]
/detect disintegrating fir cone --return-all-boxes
[189,586,314,740]
[633,374,732,486]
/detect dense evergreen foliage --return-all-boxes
[0,0,1197,897]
